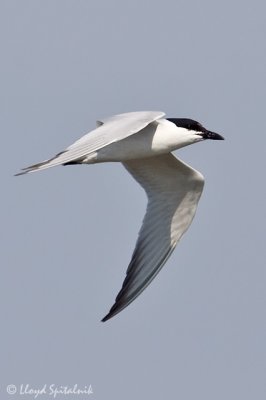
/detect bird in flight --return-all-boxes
[16,111,224,321]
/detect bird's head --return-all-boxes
[167,118,224,146]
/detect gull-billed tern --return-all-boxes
[16,111,224,321]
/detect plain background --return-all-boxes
[1,0,266,399]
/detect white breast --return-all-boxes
[96,119,189,162]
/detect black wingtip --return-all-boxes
[101,309,115,322]
[101,303,121,322]
[14,169,32,176]
[14,168,36,176]
[101,315,110,323]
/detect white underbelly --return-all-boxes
[95,121,182,162]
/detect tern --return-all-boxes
[16,111,224,321]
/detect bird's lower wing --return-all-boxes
[102,153,204,321]
[15,111,165,175]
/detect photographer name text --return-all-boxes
[6,384,93,398]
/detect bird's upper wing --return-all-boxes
[16,111,165,175]
[102,153,204,321]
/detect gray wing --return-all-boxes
[16,111,165,175]
[102,153,204,321]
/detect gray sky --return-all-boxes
[1,0,266,399]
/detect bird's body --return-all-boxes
[96,118,196,162]
[16,111,224,321]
